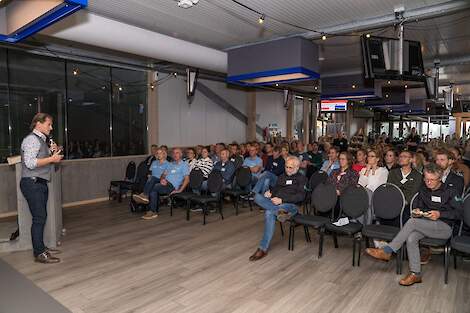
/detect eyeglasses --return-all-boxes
[424,178,440,182]
[285,166,295,170]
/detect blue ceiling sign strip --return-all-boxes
[0,0,87,44]
[227,66,320,86]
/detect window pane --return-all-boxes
[66,62,111,159]
[0,48,9,162]
[8,50,66,156]
[111,68,147,156]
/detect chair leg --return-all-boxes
[333,234,339,248]
[357,238,362,267]
[118,188,123,203]
[288,223,294,251]
[304,226,311,243]
[352,237,356,267]
[444,245,449,284]
[249,199,253,211]
[170,198,174,216]
[318,229,324,258]
[235,196,239,216]
[280,222,285,239]
[186,200,191,221]
[365,236,370,249]
[219,199,224,220]
[454,253,457,270]
[290,224,296,251]
[203,205,207,225]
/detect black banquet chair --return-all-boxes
[362,183,406,274]
[190,170,225,225]
[223,166,253,215]
[109,161,136,202]
[170,168,205,217]
[129,160,152,212]
[288,182,337,257]
[303,171,328,214]
[451,193,470,274]
[321,184,369,266]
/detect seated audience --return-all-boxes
[327,152,359,196]
[249,156,307,261]
[358,149,389,192]
[213,148,236,188]
[387,150,422,205]
[144,144,159,168]
[352,149,367,173]
[320,146,340,176]
[133,148,170,203]
[384,149,399,171]
[195,147,214,179]
[307,142,324,170]
[229,143,244,169]
[366,163,461,286]
[280,145,290,161]
[243,145,263,188]
[435,149,465,197]
[262,143,274,167]
[160,145,173,162]
[449,147,470,188]
[412,150,429,173]
[185,147,198,171]
[137,148,190,220]
[252,146,285,194]
[333,132,348,152]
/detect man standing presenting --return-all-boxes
[20,113,63,263]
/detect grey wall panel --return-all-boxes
[60,156,146,204]
[0,165,18,214]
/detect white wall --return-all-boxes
[256,90,287,137]
[157,76,286,146]
[158,77,247,146]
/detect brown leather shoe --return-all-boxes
[35,252,61,264]
[399,273,422,286]
[420,247,431,265]
[365,248,391,262]
[249,248,267,261]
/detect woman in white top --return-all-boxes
[195,147,213,178]
[358,149,389,192]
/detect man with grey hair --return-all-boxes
[366,163,462,286]
[249,156,307,261]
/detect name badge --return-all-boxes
[221,168,226,172]
[230,158,235,162]
[286,180,293,185]
[171,169,176,174]
[431,196,441,203]
[400,178,407,184]
[273,162,278,166]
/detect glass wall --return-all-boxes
[0,48,148,163]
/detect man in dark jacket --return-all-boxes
[387,150,422,205]
[435,149,465,197]
[249,156,307,261]
[366,163,461,286]
[251,146,285,195]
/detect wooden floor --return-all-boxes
[1,200,470,313]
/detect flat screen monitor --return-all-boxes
[321,100,347,112]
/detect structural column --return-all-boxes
[286,95,293,140]
[246,89,257,142]
[147,71,159,152]
[302,98,310,145]
[456,116,462,139]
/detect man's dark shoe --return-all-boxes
[249,248,267,261]
[35,251,61,264]
[46,247,62,255]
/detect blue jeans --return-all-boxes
[149,183,174,213]
[20,178,49,257]
[252,172,277,194]
[254,193,298,251]
[143,176,160,196]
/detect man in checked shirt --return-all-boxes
[20,113,63,263]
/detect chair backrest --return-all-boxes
[308,171,328,191]
[188,168,204,189]
[235,167,252,187]
[207,170,224,194]
[463,193,470,228]
[372,183,405,220]
[125,161,136,181]
[134,161,150,191]
[312,182,337,214]
[340,185,369,219]
[409,192,420,214]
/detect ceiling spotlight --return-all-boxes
[118,86,123,91]
[352,84,356,89]
[404,84,408,89]
[150,83,155,90]
[173,72,178,77]
[321,34,327,41]
[387,80,391,84]
[390,109,393,112]
[275,83,279,87]
[101,85,106,90]
[385,94,389,98]
[409,109,412,113]
[176,0,199,9]
[314,86,318,90]
[72,68,79,76]
[258,14,265,24]
[366,33,371,38]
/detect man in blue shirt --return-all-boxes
[137,148,190,220]
[133,148,169,203]
[252,146,285,194]
[243,145,263,189]
[320,146,340,176]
